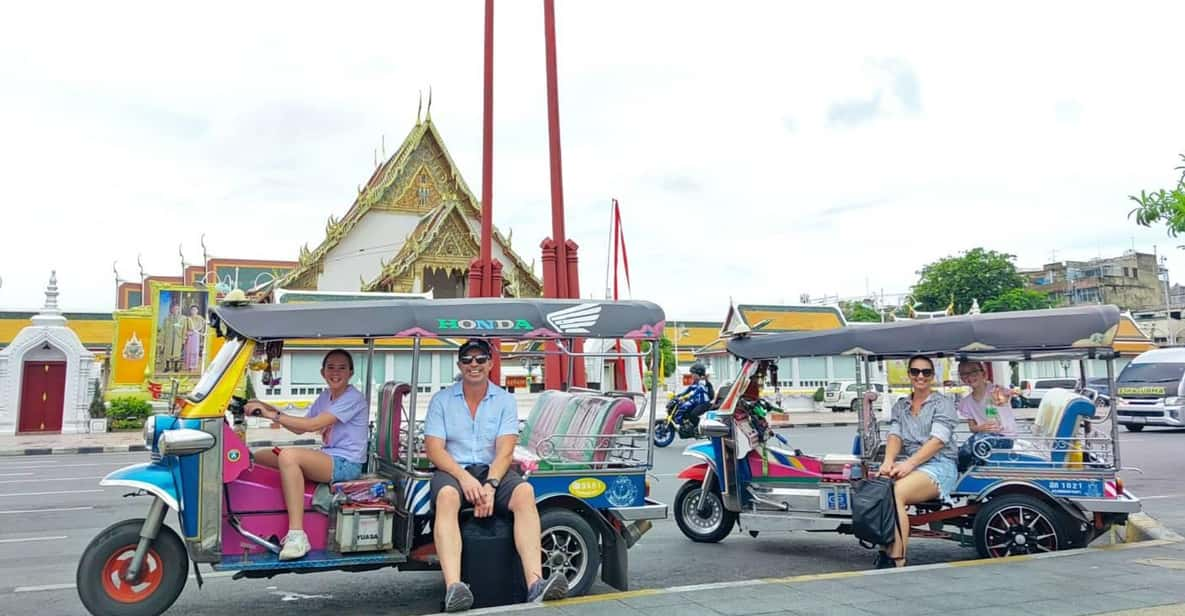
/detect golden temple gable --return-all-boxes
[278,116,541,298]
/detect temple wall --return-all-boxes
[319,211,422,291]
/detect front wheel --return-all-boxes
[1124,424,1145,432]
[77,519,189,616]
[653,420,676,448]
[973,494,1070,559]
[674,480,737,543]
[540,508,600,597]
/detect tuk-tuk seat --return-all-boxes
[984,388,1093,467]
[375,381,413,469]
[519,390,575,455]
[520,392,637,469]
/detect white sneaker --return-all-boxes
[278,530,310,560]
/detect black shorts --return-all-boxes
[430,465,525,516]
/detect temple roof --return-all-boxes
[277,117,540,293]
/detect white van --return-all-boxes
[1115,348,1185,432]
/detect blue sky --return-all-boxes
[2,1,1184,319]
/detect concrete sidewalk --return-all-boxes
[444,516,1185,616]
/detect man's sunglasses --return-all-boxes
[459,355,491,365]
[908,368,934,377]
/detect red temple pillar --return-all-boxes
[565,239,586,387]
[467,259,484,298]
[541,239,563,390]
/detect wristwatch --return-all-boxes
[485,477,500,489]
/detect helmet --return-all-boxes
[690,362,707,377]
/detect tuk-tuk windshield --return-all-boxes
[188,338,246,402]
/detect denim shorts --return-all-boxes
[915,457,958,503]
[331,456,364,483]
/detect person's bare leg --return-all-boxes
[886,472,939,565]
[508,483,543,587]
[434,487,463,586]
[253,448,278,469]
[277,449,333,530]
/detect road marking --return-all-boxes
[1142,493,1185,500]
[0,463,125,470]
[13,571,236,593]
[12,583,76,593]
[0,473,34,477]
[0,489,105,498]
[0,535,67,544]
[0,476,105,484]
[0,506,94,514]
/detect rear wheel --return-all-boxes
[973,494,1070,559]
[674,480,736,543]
[1124,424,1145,432]
[540,508,600,597]
[77,519,188,616]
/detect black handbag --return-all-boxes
[850,476,902,548]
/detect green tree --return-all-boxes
[911,248,1025,314]
[840,300,881,323]
[642,337,677,378]
[981,288,1053,313]
[1129,154,1185,235]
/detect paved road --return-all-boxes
[0,426,1179,615]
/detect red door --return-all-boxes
[19,361,66,433]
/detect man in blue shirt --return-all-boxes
[425,339,567,612]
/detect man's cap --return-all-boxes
[458,339,493,359]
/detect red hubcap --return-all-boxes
[100,544,164,603]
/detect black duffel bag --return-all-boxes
[850,476,902,548]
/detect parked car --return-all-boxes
[822,380,886,412]
[1018,378,1079,408]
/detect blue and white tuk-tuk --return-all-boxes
[673,305,1140,558]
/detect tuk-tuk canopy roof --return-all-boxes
[209,298,665,341]
[727,305,1121,361]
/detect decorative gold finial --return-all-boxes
[425,85,432,121]
[416,91,423,125]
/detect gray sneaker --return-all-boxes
[444,582,474,612]
[526,574,568,603]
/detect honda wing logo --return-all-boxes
[546,303,602,334]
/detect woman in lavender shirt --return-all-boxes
[246,349,368,560]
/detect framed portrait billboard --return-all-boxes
[147,282,216,376]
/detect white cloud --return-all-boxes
[2,1,1184,321]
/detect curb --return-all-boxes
[440,515,1182,616]
[0,439,319,457]
[1125,512,1185,543]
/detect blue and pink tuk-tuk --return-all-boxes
[76,298,667,615]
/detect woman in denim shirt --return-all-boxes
[876,355,960,568]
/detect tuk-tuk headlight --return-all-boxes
[143,415,157,449]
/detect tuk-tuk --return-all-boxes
[673,305,1140,558]
[76,298,667,616]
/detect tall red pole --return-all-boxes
[543,0,569,298]
[479,0,495,297]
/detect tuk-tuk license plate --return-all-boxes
[821,485,851,513]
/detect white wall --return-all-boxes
[319,211,423,291]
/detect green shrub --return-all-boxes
[110,418,144,430]
[108,396,153,423]
[813,386,825,402]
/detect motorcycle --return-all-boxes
[654,381,733,448]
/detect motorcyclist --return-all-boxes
[676,363,714,432]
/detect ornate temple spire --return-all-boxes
[44,270,60,313]
[32,270,67,326]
